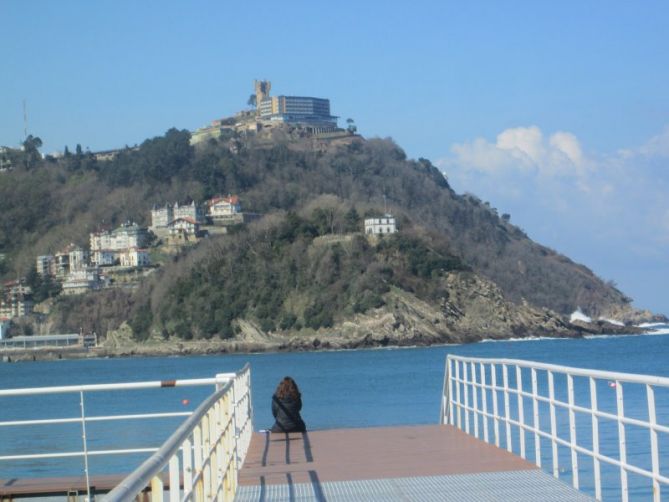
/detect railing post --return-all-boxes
[567,374,579,489]
[441,357,450,424]
[150,475,163,502]
[491,363,500,447]
[193,424,204,501]
[647,384,661,502]
[202,412,212,501]
[447,358,455,425]
[182,437,193,500]
[463,361,470,434]
[589,377,601,501]
[616,382,629,502]
[169,455,180,502]
[213,399,223,499]
[455,360,462,429]
[471,361,479,438]
[531,368,541,467]
[480,362,489,443]
[79,391,92,502]
[502,364,512,452]
[516,366,526,459]
[548,370,559,478]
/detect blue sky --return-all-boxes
[2,1,668,316]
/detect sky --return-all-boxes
[1,1,668,316]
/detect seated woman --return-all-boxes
[271,376,307,433]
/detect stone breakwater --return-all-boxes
[1,321,646,363]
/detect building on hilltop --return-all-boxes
[173,200,205,224]
[151,204,174,230]
[364,214,398,235]
[257,92,338,134]
[118,248,150,268]
[36,255,55,277]
[151,201,204,233]
[67,245,89,273]
[90,222,150,266]
[190,80,345,145]
[0,280,33,319]
[207,195,242,224]
[61,268,105,295]
[254,80,271,113]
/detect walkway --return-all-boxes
[235,424,593,501]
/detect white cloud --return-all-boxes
[436,125,669,313]
[445,126,587,179]
[639,126,669,158]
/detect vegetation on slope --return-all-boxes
[0,127,633,341]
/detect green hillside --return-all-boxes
[0,128,639,342]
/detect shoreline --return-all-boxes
[0,324,657,363]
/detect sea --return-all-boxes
[1,325,669,500]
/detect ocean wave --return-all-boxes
[638,322,669,328]
[583,329,669,339]
[480,336,571,343]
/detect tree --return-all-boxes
[247,94,257,108]
[346,118,357,134]
[75,144,83,156]
[22,135,43,169]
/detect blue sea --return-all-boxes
[1,326,669,500]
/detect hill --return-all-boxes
[0,128,659,348]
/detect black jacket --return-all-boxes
[271,394,306,433]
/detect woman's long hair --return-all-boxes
[275,376,301,400]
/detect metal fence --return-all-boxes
[0,364,253,501]
[106,363,253,501]
[441,355,669,502]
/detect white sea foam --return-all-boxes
[480,336,570,343]
[583,328,669,339]
[639,322,668,328]
[598,317,624,326]
[570,309,591,323]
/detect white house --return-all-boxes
[36,255,55,276]
[111,222,149,249]
[151,204,174,229]
[67,245,89,272]
[173,201,205,224]
[61,268,103,295]
[91,223,149,253]
[168,217,199,236]
[91,249,116,267]
[364,214,398,235]
[208,195,241,218]
[119,248,150,268]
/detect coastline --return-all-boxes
[0,322,654,363]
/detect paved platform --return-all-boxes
[235,424,593,501]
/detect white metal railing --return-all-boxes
[0,364,252,501]
[106,363,253,501]
[441,355,669,502]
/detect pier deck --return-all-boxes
[235,424,593,501]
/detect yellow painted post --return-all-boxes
[182,437,193,498]
[150,474,164,502]
[202,412,211,501]
[193,424,204,502]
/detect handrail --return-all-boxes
[0,366,253,502]
[106,363,252,502]
[0,377,221,397]
[441,354,669,502]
